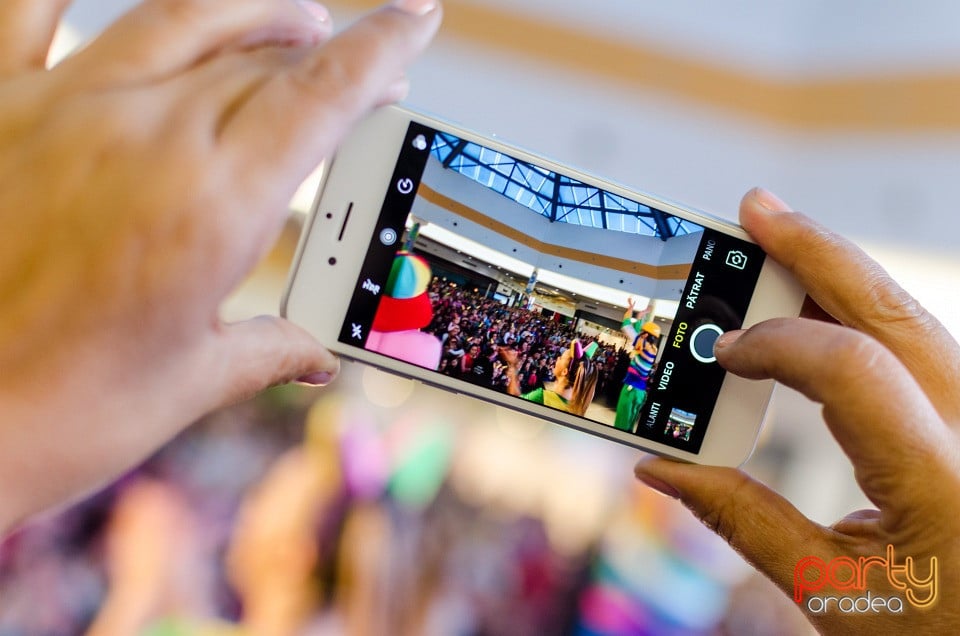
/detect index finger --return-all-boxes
[740,188,960,423]
[221,0,442,189]
[716,317,955,523]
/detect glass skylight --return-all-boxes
[431,132,702,239]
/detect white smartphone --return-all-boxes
[282,105,804,466]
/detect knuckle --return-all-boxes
[787,216,843,265]
[692,473,751,548]
[797,218,839,250]
[857,269,935,331]
[286,53,355,104]
[829,329,887,370]
[281,8,423,111]
[699,505,740,548]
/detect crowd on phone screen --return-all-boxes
[425,279,631,406]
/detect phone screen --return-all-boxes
[337,122,765,453]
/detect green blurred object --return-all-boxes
[388,422,453,508]
[143,618,242,636]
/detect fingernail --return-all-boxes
[750,187,792,213]
[634,470,680,499]
[297,371,334,386]
[714,329,744,352]
[392,0,439,16]
[297,0,330,22]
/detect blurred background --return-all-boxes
[4,1,960,634]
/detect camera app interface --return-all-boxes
[339,123,764,453]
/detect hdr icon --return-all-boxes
[362,279,381,295]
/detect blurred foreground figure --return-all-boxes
[86,481,216,635]
[226,399,344,636]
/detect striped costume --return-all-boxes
[614,317,658,431]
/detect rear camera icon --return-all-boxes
[725,250,748,270]
[379,228,398,246]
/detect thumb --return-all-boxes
[634,456,834,599]
[211,315,340,406]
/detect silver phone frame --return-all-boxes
[281,105,804,467]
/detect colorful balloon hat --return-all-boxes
[371,251,434,333]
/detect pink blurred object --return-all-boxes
[341,423,390,499]
[579,583,647,633]
[366,329,442,370]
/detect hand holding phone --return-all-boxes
[283,106,805,466]
[636,191,960,633]
[0,1,441,532]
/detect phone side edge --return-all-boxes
[280,161,334,319]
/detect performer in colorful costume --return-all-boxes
[614,298,661,432]
[365,225,442,369]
